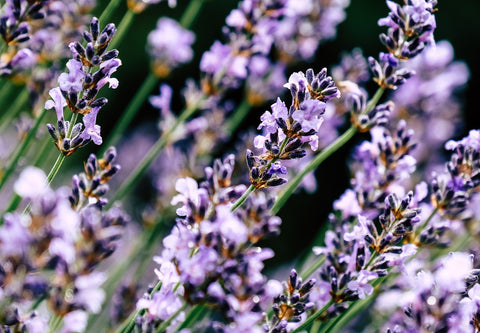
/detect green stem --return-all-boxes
[46,153,66,185]
[291,300,334,333]
[102,72,158,153]
[0,108,48,192]
[0,88,28,133]
[179,0,205,28]
[158,303,195,332]
[414,206,439,240]
[225,98,252,134]
[230,184,255,212]
[300,255,325,281]
[318,277,385,333]
[99,0,123,24]
[110,98,204,204]
[271,126,357,215]
[46,112,78,185]
[364,87,385,115]
[116,280,163,333]
[48,314,63,333]
[271,86,386,216]
[109,9,136,50]
[0,81,16,113]
[310,320,322,333]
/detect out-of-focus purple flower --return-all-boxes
[127,0,176,13]
[147,17,195,77]
[13,166,48,199]
[274,0,350,62]
[150,84,173,115]
[74,272,107,313]
[61,310,88,333]
[0,213,31,257]
[436,252,473,293]
[347,270,378,299]
[445,129,480,152]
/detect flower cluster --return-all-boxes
[247,68,340,188]
[0,149,127,333]
[45,17,121,155]
[266,269,316,332]
[0,0,49,76]
[389,40,469,169]
[380,252,480,332]
[369,0,437,89]
[1,0,478,333]
[135,155,283,331]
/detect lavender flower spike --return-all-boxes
[45,16,121,155]
[369,0,438,90]
[248,68,340,189]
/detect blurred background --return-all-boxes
[83,0,480,267]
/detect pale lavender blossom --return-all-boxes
[74,272,107,313]
[347,270,378,299]
[147,17,195,77]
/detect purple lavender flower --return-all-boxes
[378,0,437,59]
[0,149,127,333]
[368,0,438,90]
[388,41,469,171]
[136,156,283,331]
[147,17,195,77]
[0,0,48,76]
[273,0,350,62]
[380,252,478,333]
[266,269,316,331]
[247,68,339,189]
[45,16,121,155]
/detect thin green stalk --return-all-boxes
[413,206,439,240]
[110,98,204,203]
[102,72,158,152]
[158,303,195,332]
[310,320,322,333]
[99,0,123,24]
[179,0,205,28]
[0,108,48,192]
[116,280,164,333]
[300,255,325,281]
[0,81,16,111]
[364,87,385,115]
[225,98,252,134]
[46,153,66,185]
[271,126,357,215]
[291,300,334,333]
[230,184,255,212]
[318,277,385,333]
[48,314,63,333]
[109,9,135,50]
[0,88,29,132]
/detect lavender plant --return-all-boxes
[0,0,478,332]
